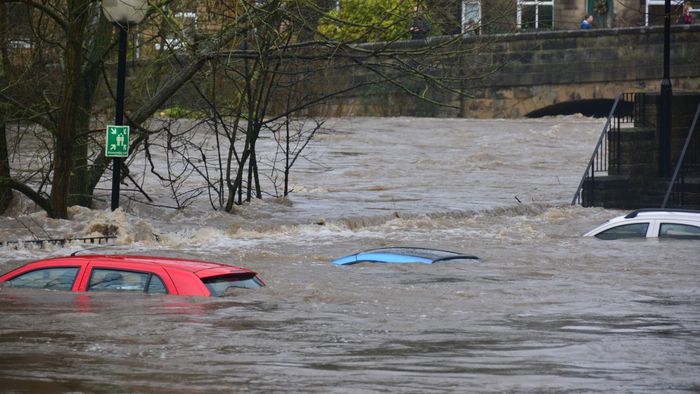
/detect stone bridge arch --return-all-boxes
[525,99,616,118]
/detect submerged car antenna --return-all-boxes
[70,245,112,256]
[70,240,119,256]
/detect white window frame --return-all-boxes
[7,3,34,49]
[9,39,33,49]
[644,0,684,26]
[154,11,198,52]
[517,0,554,30]
[461,1,481,34]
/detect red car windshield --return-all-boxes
[202,273,264,296]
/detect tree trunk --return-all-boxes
[49,0,89,218]
[0,122,12,213]
[0,4,12,213]
[69,11,113,208]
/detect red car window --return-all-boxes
[147,275,168,294]
[87,268,168,294]
[202,273,264,296]
[5,267,80,291]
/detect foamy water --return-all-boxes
[1,117,698,392]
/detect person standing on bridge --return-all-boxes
[678,2,694,24]
[409,4,431,40]
[580,14,594,29]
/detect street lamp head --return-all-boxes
[102,0,149,26]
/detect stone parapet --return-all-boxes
[311,25,700,118]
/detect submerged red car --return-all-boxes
[0,255,265,297]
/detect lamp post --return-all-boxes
[102,0,148,211]
[659,0,672,177]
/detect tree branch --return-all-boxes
[0,176,53,215]
[3,0,68,33]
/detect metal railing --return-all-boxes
[572,92,642,206]
[1,235,116,249]
[661,101,700,208]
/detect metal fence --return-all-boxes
[571,92,644,206]
[1,235,116,249]
[662,101,700,208]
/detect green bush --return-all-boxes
[318,0,416,42]
[160,106,206,119]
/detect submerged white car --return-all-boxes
[584,209,700,240]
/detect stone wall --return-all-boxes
[312,24,700,118]
[556,0,586,30]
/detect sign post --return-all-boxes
[106,125,130,157]
[102,1,147,212]
[106,123,129,211]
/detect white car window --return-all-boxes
[658,223,700,239]
[595,223,649,240]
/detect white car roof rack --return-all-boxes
[625,209,700,219]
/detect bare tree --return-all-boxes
[0,0,246,218]
[1,0,513,218]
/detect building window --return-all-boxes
[462,0,481,34]
[645,0,684,26]
[7,3,33,49]
[517,0,553,30]
[155,10,198,52]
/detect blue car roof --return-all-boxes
[331,247,479,265]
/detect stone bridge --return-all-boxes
[317,24,700,118]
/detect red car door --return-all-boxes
[81,259,177,294]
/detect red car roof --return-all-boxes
[77,255,255,274]
[0,255,263,297]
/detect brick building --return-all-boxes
[3,1,698,58]
[427,0,698,34]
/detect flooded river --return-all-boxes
[1,117,698,392]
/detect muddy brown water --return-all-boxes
[0,117,698,392]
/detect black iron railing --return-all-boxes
[1,235,116,249]
[572,92,643,206]
[661,102,700,208]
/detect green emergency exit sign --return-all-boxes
[106,125,129,157]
